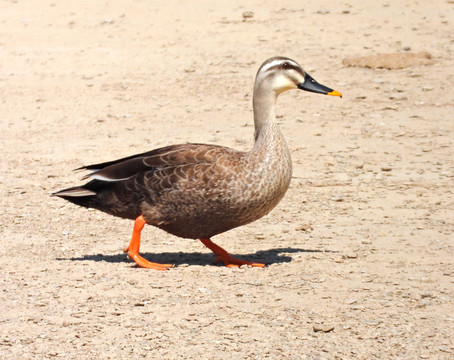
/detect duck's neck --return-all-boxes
[252,85,281,148]
[250,83,293,195]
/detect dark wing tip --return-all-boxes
[53,187,97,198]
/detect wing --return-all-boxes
[80,143,238,182]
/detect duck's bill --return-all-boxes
[298,73,342,97]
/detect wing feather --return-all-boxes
[81,143,233,182]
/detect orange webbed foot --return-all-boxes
[127,252,173,270]
[125,215,173,270]
[200,238,266,268]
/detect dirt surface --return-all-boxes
[342,51,435,70]
[1,0,453,359]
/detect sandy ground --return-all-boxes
[1,0,453,359]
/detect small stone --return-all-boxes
[150,283,165,289]
[296,224,313,232]
[421,292,435,299]
[416,300,430,308]
[313,324,334,333]
[242,11,254,19]
[197,287,211,294]
[342,251,358,259]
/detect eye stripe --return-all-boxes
[282,63,300,72]
[260,59,285,73]
[259,58,302,74]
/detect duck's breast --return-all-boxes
[142,143,292,239]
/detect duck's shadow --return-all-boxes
[59,247,334,267]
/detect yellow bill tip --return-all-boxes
[327,90,342,98]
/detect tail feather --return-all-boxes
[53,187,96,197]
[53,180,140,220]
[52,185,97,209]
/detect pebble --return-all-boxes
[313,324,334,333]
[296,224,313,232]
[197,287,211,294]
[342,251,358,259]
[421,292,435,299]
[242,11,254,20]
[417,300,431,308]
[149,283,165,289]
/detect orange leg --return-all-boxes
[124,215,173,270]
[200,238,265,268]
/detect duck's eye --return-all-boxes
[282,62,290,69]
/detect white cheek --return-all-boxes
[273,76,297,93]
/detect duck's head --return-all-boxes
[256,56,342,97]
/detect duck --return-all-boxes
[54,56,341,270]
